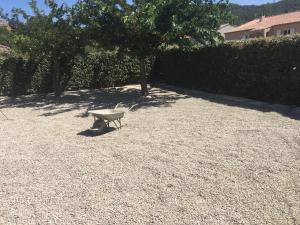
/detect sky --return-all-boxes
[0,0,278,15]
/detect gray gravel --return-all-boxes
[0,85,299,225]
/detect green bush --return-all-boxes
[0,55,31,96]
[68,52,141,90]
[153,36,300,105]
[0,52,145,96]
[0,54,51,96]
[0,56,13,95]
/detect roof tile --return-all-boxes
[227,11,300,33]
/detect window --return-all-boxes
[242,33,250,39]
[291,28,295,34]
[283,29,290,35]
[276,30,281,36]
[282,28,295,36]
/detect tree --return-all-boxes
[74,0,229,95]
[1,0,86,96]
[230,0,300,25]
[0,20,12,47]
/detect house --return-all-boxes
[218,24,235,38]
[225,11,300,40]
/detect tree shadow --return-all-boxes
[0,85,190,117]
[157,84,300,121]
[1,84,299,121]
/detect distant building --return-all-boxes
[225,11,300,40]
[218,24,235,38]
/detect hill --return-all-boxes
[230,0,300,25]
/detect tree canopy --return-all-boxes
[74,0,229,94]
[0,0,229,95]
[1,0,86,96]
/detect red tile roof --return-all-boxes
[227,11,300,33]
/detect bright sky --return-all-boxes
[0,0,278,14]
[0,0,77,15]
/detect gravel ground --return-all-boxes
[0,85,299,225]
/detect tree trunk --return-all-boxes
[53,58,62,97]
[139,58,148,96]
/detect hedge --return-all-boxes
[0,52,146,96]
[2,36,300,105]
[152,36,300,105]
[68,53,141,91]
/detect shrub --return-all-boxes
[0,54,50,96]
[152,36,300,105]
[0,55,31,96]
[0,51,148,96]
[68,52,141,90]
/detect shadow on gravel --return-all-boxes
[2,84,298,121]
[0,86,189,117]
[77,127,116,137]
[157,84,300,121]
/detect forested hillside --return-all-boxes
[230,0,300,25]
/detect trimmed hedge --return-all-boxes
[68,52,141,91]
[0,52,146,96]
[2,36,300,105]
[153,36,300,105]
[0,56,33,96]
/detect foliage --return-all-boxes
[0,0,86,96]
[0,52,45,96]
[73,0,229,94]
[152,35,300,105]
[230,0,300,25]
[0,27,12,47]
[0,52,149,95]
[75,0,228,53]
[68,52,152,90]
